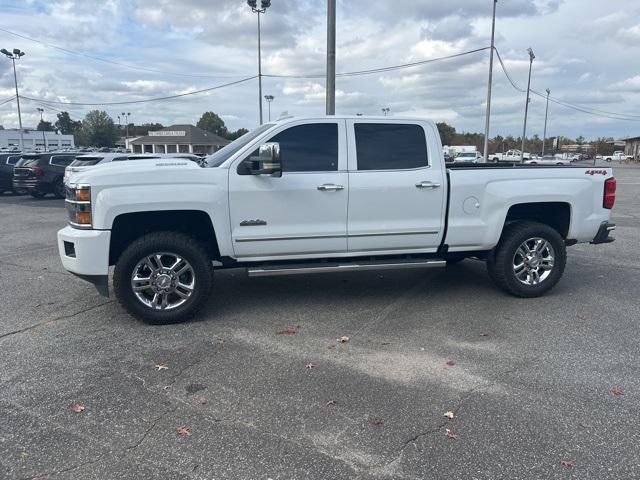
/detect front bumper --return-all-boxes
[13,178,42,190]
[591,222,616,244]
[57,226,111,296]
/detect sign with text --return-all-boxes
[149,131,186,137]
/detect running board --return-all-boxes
[247,259,447,277]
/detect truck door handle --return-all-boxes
[415,181,441,189]
[317,184,345,191]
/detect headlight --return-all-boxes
[66,184,92,228]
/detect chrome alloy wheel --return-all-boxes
[131,253,195,310]
[512,237,555,286]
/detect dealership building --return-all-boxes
[128,125,229,155]
[0,128,75,150]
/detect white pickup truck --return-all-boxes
[58,116,617,324]
[490,149,531,162]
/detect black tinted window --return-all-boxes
[6,156,20,165]
[21,157,41,167]
[70,157,103,167]
[270,123,338,172]
[355,124,428,170]
[50,156,74,167]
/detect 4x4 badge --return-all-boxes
[240,219,267,226]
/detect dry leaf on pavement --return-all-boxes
[326,400,337,406]
[276,327,297,336]
[338,336,349,343]
[443,411,454,419]
[177,426,192,436]
[479,332,489,337]
[155,364,169,371]
[446,360,455,367]
[71,404,85,413]
[305,362,316,369]
[372,417,384,426]
[612,388,624,396]
[443,428,457,440]
[560,459,573,469]
[196,398,208,405]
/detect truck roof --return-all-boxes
[270,115,437,125]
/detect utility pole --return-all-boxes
[248,1,271,125]
[121,112,130,149]
[483,0,498,163]
[37,107,46,151]
[326,0,336,115]
[1,48,26,151]
[542,88,550,156]
[521,48,535,161]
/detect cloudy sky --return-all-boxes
[1,0,639,140]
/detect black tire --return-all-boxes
[53,179,66,199]
[487,221,566,298]
[30,190,47,198]
[113,231,214,324]
[12,188,27,195]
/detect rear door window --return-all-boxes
[70,157,103,167]
[6,155,21,165]
[354,123,428,171]
[21,157,41,167]
[50,156,75,167]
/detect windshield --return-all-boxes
[205,123,275,167]
[458,153,475,157]
[70,157,103,167]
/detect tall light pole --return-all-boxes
[248,0,271,125]
[36,107,47,151]
[121,112,130,148]
[483,0,498,163]
[382,107,390,116]
[521,47,535,161]
[264,95,274,121]
[1,48,25,151]
[326,0,336,115]
[542,88,550,156]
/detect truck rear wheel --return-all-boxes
[487,221,566,298]
[113,231,214,324]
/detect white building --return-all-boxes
[0,128,75,151]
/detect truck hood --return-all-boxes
[67,159,220,188]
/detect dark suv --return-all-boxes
[13,153,77,198]
[0,152,25,194]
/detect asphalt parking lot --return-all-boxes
[1,166,639,480]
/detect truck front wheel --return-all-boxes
[113,232,214,324]
[487,221,566,298]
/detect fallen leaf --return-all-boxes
[577,314,587,320]
[443,411,454,419]
[155,364,169,371]
[479,332,489,337]
[196,398,208,405]
[446,360,455,367]
[381,342,393,346]
[612,388,624,396]
[305,362,316,369]
[372,416,384,426]
[560,459,572,469]
[276,327,297,336]
[71,404,85,413]
[578,421,592,428]
[443,428,457,440]
[327,343,337,349]
[177,426,192,436]
[326,400,337,406]
[162,385,172,391]
[528,394,537,401]
[338,335,349,343]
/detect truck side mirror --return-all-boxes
[245,142,282,177]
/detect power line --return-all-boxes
[18,76,258,106]
[263,47,492,79]
[0,27,247,80]
[494,48,640,122]
[0,97,15,107]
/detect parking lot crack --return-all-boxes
[0,301,115,341]
[126,404,179,451]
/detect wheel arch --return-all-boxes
[109,210,220,265]
[503,202,571,239]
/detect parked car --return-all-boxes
[64,153,204,184]
[453,151,484,163]
[0,152,25,194]
[524,155,571,166]
[490,149,531,162]
[13,152,78,198]
[58,116,616,324]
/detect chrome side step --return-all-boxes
[247,259,446,278]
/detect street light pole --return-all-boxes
[248,1,271,125]
[521,48,535,161]
[542,88,550,156]
[1,48,26,151]
[37,107,46,151]
[382,107,390,116]
[264,95,274,121]
[326,0,336,115]
[483,0,498,164]
[121,112,130,148]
